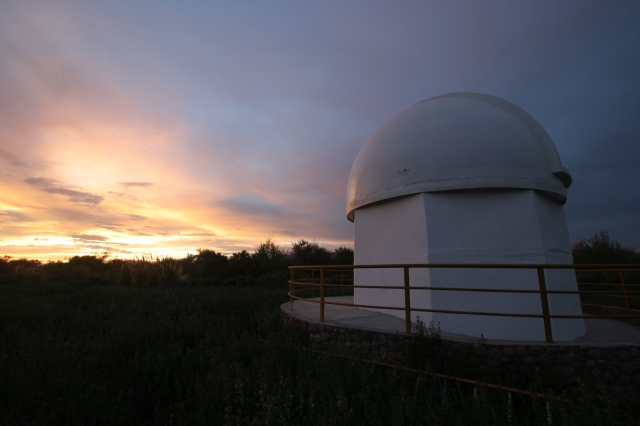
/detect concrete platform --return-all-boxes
[282,296,640,346]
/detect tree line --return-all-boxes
[0,238,354,285]
[1,230,637,285]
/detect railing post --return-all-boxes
[311,269,315,299]
[537,267,553,343]
[404,267,411,334]
[341,270,344,297]
[289,268,293,310]
[320,267,325,322]
[619,270,631,310]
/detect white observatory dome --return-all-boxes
[346,93,572,221]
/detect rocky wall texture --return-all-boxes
[282,311,640,404]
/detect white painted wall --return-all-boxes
[354,189,585,342]
[354,194,433,324]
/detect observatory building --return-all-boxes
[347,93,585,341]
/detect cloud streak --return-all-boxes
[1,211,33,222]
[0,149,28,168]
[24,178,104,206]
[69,234,108,242]
[213,195,284,217]
[119,182,154,188]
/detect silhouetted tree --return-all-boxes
[332,247,354,265]
[8,258,42,269]
[573,230,639,264]
[290,240,332,265]
[184,249,228,278]
[252,237,287,275]
[228,250,254,277]
[67,252,110,270]
[0,255,12,274]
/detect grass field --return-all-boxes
[0,276,637,425]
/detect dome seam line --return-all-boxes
[350,175,563,202]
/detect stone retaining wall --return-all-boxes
[282,311,640,404]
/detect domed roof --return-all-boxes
[346,92,572,221]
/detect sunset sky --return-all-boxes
[1,1,639,261]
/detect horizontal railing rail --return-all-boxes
[288,264,640,343]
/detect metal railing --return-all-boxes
[288,264,640,343]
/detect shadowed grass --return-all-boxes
[0,279,635,425]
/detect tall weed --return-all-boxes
[117,256,187,287]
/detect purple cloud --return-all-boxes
[69,234,108,242]
[25,178,104,206]
[119,182,154,188]
[213,195,284,216]
[0,148,27,168]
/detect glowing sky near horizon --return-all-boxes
[1,1,639,261]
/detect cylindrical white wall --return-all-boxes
[354,190,585,342]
